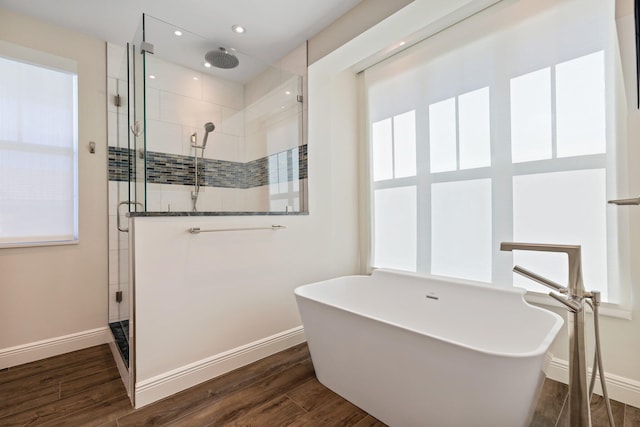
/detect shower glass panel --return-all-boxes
[138,14,307,213]
[108,45,132,373]
[107,20,146,400]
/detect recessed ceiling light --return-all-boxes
[174,30,183,36]
[149,75,156,79]
[192,76,199,81]
[204,62,212,68]
[399,41,406,46]
[232,25,246,34]
[285,91,291,95]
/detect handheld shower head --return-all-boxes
[202,122,215,149]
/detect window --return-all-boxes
[0,43,78,246]
[365,0,625,303]
[268,148,301,212]
[372,111,417,271]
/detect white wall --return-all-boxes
[307,0,414,64]
[0,8,108,367]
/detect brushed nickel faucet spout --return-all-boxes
[512,265,567,294]
[500,242,591,427]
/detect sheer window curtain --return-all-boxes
[0,44,78,246]
[364,0,628,304]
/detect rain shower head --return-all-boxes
[202,122,215,149]
[205,47,239,69]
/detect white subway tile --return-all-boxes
[119,229,129,249]
[204,133,239,162]
[146,87,161,121]
[201,74,244,110]
[108,284,120,322]
[107,78,118,114]
[159,92,221,128]
[107,111,118,148]
[220,107,245,137]
[244,133,268,162]
[109,250,119,285]
[145,183,163,212]
[160,185,192,212]
[146,119,183,155]
[266,112,300,154]
[196,186,223,211]
[146,56,202,99]
[115,112,129,149]
[221,188,245,212]
[118,249,129,285]
[244,185,270,211]
[108,182,118,215]
[108,214,118,248]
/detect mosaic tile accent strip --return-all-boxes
[108,145,308,189]
[146,151,194,186]
[108,146,136,182]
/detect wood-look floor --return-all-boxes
[1,344,639,426]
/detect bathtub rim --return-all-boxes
[295,268,565,359]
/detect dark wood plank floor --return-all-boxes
[0,343,638,426]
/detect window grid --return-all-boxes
[370,53,612,298]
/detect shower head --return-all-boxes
[202,122,215,149]
[205,47,239,69]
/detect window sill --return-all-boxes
[524,292,632,320]
[0,240,79,249]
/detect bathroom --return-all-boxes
[1,0,640,425]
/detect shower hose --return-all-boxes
[586,292,615,427]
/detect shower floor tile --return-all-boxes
[108,320,129,368]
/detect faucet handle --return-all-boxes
[513,265,568,293]
[549,292,582,313]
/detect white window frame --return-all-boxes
[0,42,79,248]
[365,0,630,316]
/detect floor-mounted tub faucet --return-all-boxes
[500,242,592,427]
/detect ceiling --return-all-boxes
[0,0,362,81]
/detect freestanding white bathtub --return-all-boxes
[294,269,564,427]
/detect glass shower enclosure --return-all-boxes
[107,13,308,405]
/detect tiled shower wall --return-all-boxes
[141,51,306,212]
[107,144,308,211]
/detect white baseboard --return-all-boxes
[545,355,640,409]
[134,326,306,408]
[0,327,110,369]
